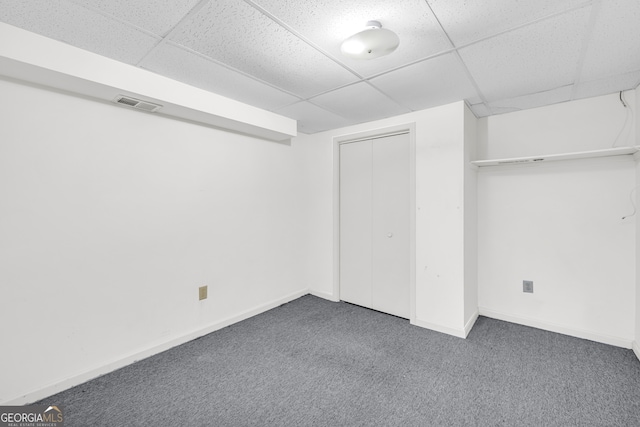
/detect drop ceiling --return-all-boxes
[1,0,639,134]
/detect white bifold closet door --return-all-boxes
[339,132,410,319]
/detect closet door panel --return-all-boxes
[339,141,373,308]
[371,133,410,318]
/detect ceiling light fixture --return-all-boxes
[340,21,399,60]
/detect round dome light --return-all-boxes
[340,21,400,60]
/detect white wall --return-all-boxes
[477,92,637,159]
[296,127,335,301]
[297,101,477,337]
[0,78,307,404]
[477,92,637,348]
[635,85,640,359]
[464,106,478,330]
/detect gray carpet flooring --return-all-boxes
[38,295,640,426]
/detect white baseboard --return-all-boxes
[464,310,479,338]
[412,310,479,339]
[411,318,467,339]
[308,289,339,302]
[633,341,640,362]
[5,289,308,405]
[478,307,633,349]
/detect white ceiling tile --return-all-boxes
[574,71,640,100]
[469,103,491,117]
[487,85,574,114]
[167,0,358,98]
[72,0,201,36]
[141,43,300,110]
[309,82,409,123]
[252,0,453,77]
[579,0,640,82]
[0,0,159,65]
[458,6,592,102]
[275,101,352,134]
[428,0,589,46]
[370,53,479,111]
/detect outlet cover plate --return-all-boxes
[523,280,533,293]
[199,285,208,300]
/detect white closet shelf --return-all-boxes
[471,146,639,167]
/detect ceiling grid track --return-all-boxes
[569,0,603,100]
[363,48,455,84]
[363,80,413,114]
[135,0,211,67]
[241,0,366,81]
[157,40,305,103]
[421,0,489,116]
[449,1,595,52]
[67,0,160,39]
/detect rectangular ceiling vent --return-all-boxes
[113,95,162,112]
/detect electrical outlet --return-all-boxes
[199,285,208,300]
[523,280,533,293]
